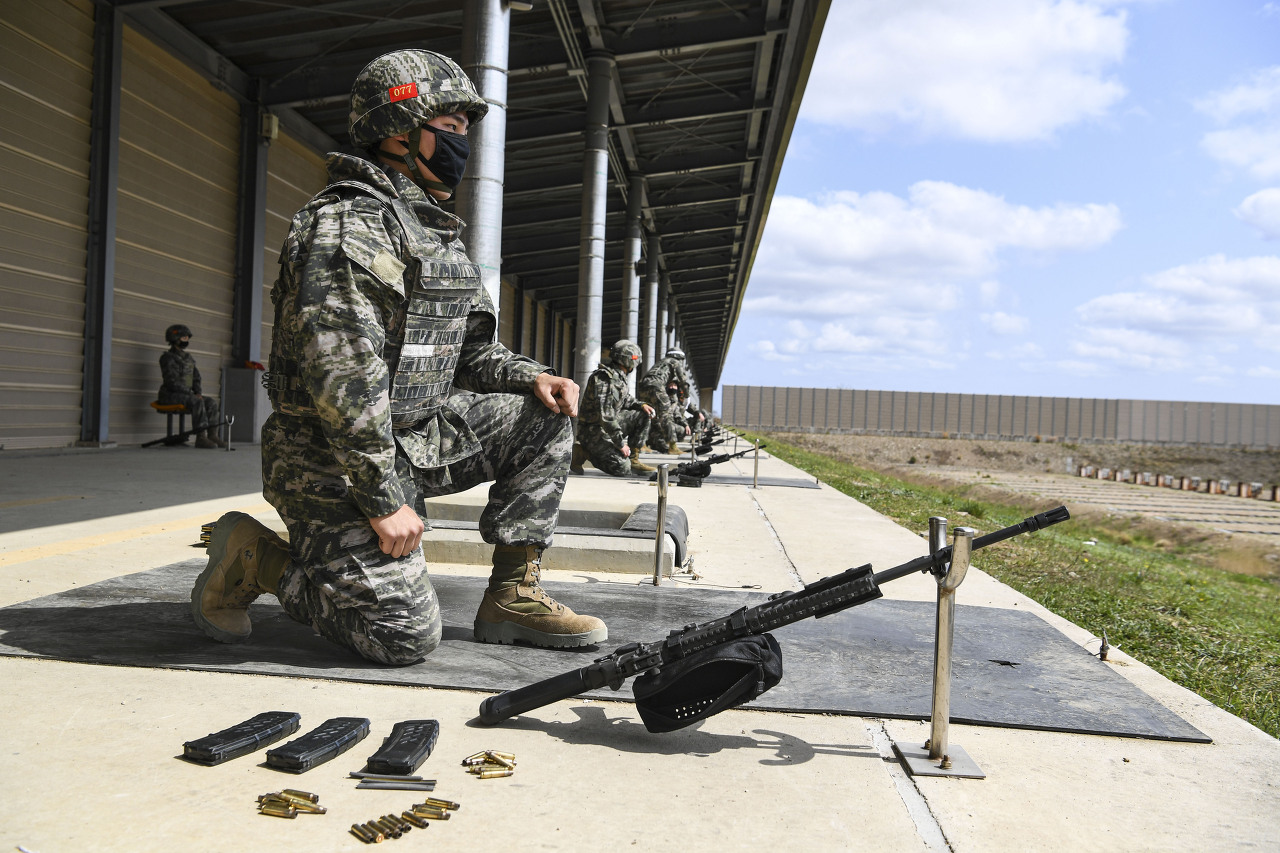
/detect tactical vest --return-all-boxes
[268,180,480,427]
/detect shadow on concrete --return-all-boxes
[0,445,265,534]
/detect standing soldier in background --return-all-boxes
[190,49,606,665]
[158,324,225,449]
[638,347,690,454]
[572,340,657,477]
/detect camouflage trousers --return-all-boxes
[637,385,679,446]
[262,392,572,666]
[158,391,219,430]
[578,408,650,477]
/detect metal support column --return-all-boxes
[623,174,644,393]
[231,97,270,366]
[457,0,511,316]
[80,2,123,446]
[572,51,613,390]
[657,280,668,359]
[643,232,660,371]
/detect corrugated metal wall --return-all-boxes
[0,0,96,450]
[110,25,240,444]
[263,130,326,360]
[723,385,1280,448]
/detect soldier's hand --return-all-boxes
[642,404,655,418]
[621,443,631,458]
[534,372,579,417]
[370,505,424,558]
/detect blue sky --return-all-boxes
[720,0,1280,406]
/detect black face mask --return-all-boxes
[417,125,469,191]
[177,340,189,349]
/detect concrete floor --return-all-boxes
[1,442,1278,852]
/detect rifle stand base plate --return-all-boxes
[892,741,985,780]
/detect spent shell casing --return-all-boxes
[362,821,387,842]
[400,811,429,829]
[477,768,515,779]
[487,750,516,761]
[421,797,461,811]
[350,823,378,844]
[259,802,297,819]
[484,752,516,769]
[412,808,451,821]
[374,817,403,838]
[280,788,318,802]
[266,792,319,809]
[462,750,488,765]
[386,813,414,832]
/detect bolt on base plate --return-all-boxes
[892,741,985,779]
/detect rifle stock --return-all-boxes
[476,506,1069,727]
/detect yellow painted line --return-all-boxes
[0,495,86,510]
[0,503,274,568]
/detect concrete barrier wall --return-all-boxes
[722,386,1280,448]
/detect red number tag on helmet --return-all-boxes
[388,83,419,103]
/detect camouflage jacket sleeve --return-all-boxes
[582,367,625,447]
[293,199,408,519]
[451,286,550,394]
[191,360,202,396]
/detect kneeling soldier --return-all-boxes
[572,340,656,477]
[190,49,605,665]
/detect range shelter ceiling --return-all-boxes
[117,0,828,389]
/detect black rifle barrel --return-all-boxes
[477,505,1069,726]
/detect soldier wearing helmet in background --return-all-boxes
[191,50,605,666]
[572,340,656,478]
[638,347,691,454]
[158,324,225,449]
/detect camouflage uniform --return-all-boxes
[577,362,650,477]
[158,346,219,429]
[638,355,689,448]
[261,151,567,665]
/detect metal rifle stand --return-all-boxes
[894,519,986,779]
[652,464,669,586]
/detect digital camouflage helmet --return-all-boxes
[165,324,192,344]
[348,50,489,194]
[609,340,642,373]
[667,347,685,360]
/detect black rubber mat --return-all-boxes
[0,562,1207,742]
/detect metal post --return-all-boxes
[623,175,643,395]
[893,524,985,779]
[572,51,613,390]
[752,439,760,489]
[653,464,669,585]
[643,233,659,372]
[80,3,123,446]
[457,0,511,316]
[231,99,269,368]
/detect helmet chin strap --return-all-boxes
[381,128,454,195]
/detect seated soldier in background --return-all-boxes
[572,340,656,477]
[637,347,689,454]
[158,323,225,448]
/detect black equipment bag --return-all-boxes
[633,634,783,733]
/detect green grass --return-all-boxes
[753,432,1280,740]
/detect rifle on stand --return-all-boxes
[477,506,1070,731]
[654,445,763,487]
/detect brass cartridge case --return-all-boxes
[484,752,516,769]
[361,821,387,842]
[374,817,403,838]
[259,802,297,819]
[400,811,429,829]
[461,750,488,765]
[477,768,515,779]
[412,806,451,820]
[350,823,379,844]
[421,796,461,811]
[487,750,516,761]
[280,788,319,802]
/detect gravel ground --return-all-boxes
[767,432,1280,486]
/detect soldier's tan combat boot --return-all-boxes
[190,511,291,642]
[474,545,607,648]
[631,458,657,474]
[206,429,228,448]
[569,443,588,475]
[666,441,681,454]
[194,431,218,449]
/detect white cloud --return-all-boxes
[981,311,1030,335]
[1072,254,1280,372]
[1235,188,1280,238]
[1197,67,1280,179]
[742,183,1119,371]
[802,0,1130,141]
